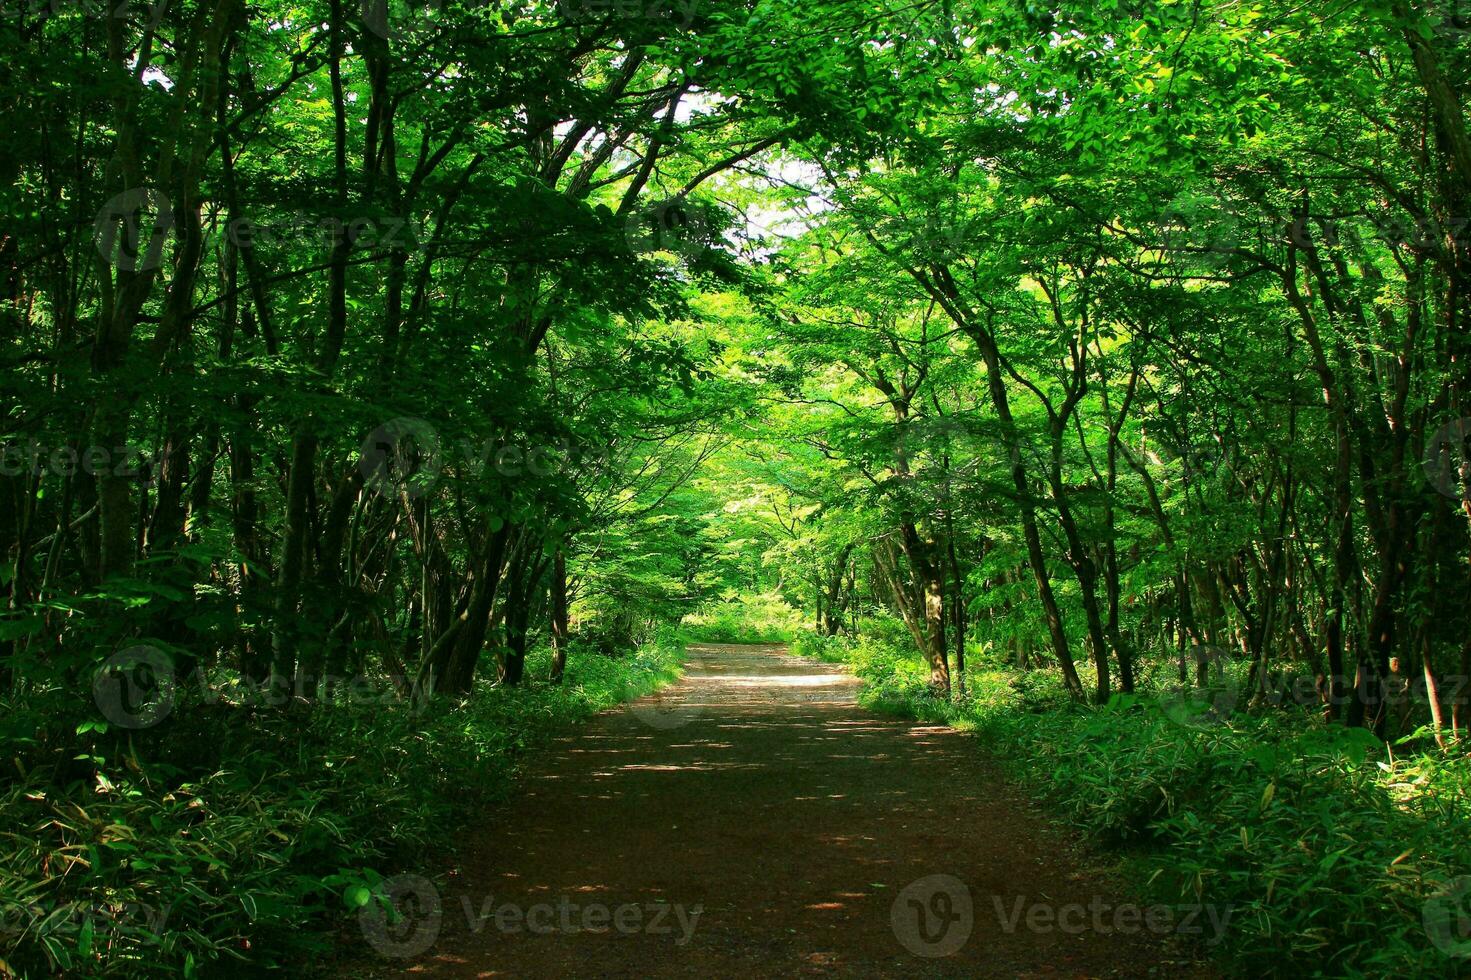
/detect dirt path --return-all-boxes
[373,644,1214,978]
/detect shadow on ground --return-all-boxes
[366,643,1212,979]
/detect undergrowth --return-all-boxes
[792,628,1471,978]
[0,638,682,978]
[680,592,804,644]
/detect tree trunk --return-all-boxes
[549,546,569,684]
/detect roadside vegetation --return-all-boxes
[5,0,1471,976]
[1,640,681,977]
[794,622,1471,977]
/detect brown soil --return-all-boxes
[369,643,1216,979]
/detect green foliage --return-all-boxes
[680,593,804,644]
[0,642,682,978]
[5,0,1471,975]
[800,625,1471,978]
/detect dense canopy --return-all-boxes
[3,0,1471,976]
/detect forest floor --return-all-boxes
[371,643,1216,978]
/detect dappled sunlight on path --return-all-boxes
[383,644,1211,979]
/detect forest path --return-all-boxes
[385,643,1211,978]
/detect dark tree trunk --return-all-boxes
[549,546,569,684]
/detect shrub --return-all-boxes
[796,623,1471,978]
[680,592,805,643]
[0,641,682,978]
